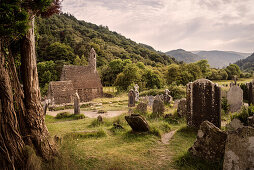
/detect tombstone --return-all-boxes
[152,98,165,117]
[136,103,147,114]
[248,80,254,105]
[43,99,49,115]
[125,114,150,132]
[128,89,135,107]
[148,96,154,107]
[97,115,103,123]
[177,98,187,117]
[226,85,243,113]
[223,126,254,170]
[74,91,80,115]
[186,79,221,128]
[134,84,139,102]
[189,121,227,161]
[164,89,171,103]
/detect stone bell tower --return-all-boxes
[88,48,96,73]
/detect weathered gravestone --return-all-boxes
[223,126,254,170]
[226,85,243,113]
[164,89,172,104]
[134,84,139,102]
[189,121,227,161]
[186,79,221,128]
[136,103,147,114]
[74,91,80,115]
[248,80,254,105]
[152,97,165,117]
[177,98,187,117]
[128,89,135,107]
[148,96,154,107]
[125,114,150,132]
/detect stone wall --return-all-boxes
[47,81,75,105]
[186,79,221,128]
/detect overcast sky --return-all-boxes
[62,0,254,53]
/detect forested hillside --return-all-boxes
[36,13,175,66]
[235,53,254,71]
[165,49,203,63]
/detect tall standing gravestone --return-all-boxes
[248,80,254,105]
[152,97,165,117]
[128,89,135,107]
[74,91,80,115]
[186,79,221,128]
[134,84,139,102]
[227,85,243,113]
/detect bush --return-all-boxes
[72,114,85,120]
[231,105,254,125]
[56,112,72,119]
[139,89,165,97]
[49,106,65,111]
[221,97,229,114]
[80,103,92,108]
[149,126,162,137]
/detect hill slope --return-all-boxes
[235,53,254,71]
[165,49,203,63]
[193,51,248,68]
[36,13,175,67]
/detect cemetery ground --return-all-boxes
[43,92,226,170]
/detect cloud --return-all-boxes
[62,0,254,53]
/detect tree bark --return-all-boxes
[20,17,57,160]
[0,40,26,169]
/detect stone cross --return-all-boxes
[134,84,139,102]
[227,85,243,113]
[186,79,221,128]
[233,75,237,85]
[128,89,135,107]
[74,91,80,115]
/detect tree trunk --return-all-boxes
[0,40,26,169]
[20,17,57,160]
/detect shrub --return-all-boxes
[231,105,254,125]
[72,114,85,120]
[56,112,72,119]
[149,126,162,137]
[221,97,229,114]
[49,106,65,111]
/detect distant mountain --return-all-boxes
[192,50,249,68]
[235,53,254,71]
[165,49,203,63]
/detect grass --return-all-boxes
[44,94,224,170]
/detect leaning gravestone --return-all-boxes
[134,84,139,102]
[186,79,221,128]
[189,121,227,161]
[125,114,150,132]
[226,85,243,113]
[177,98,187,117]
[74,91,80,115]
[152,97,165,117]
[223,126,254,170]
[136,103,147,114]
[128,89,135,107]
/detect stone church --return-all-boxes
[47,48,103,105]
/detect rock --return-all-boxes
[128,89,135,107]
[226,119,244,131]
[74,91,80,115]
[136,102,147,114]
[226,85,243,113]
[186,79,221,128]
[152,99,165,117]
[177,98,187,117]
[125,114,150,132]
[223,126,254,170]
[189,121,227,161]
[113,123,124,129]
[97,115,103,123]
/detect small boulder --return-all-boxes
[125,114,150,132]
[188,121,227,161]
